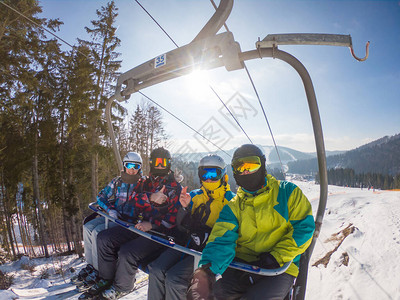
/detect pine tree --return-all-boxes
[78,1,123,202]
[128,101,168,174]
[0,0,64,258]
[60,44,97,257]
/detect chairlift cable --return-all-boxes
[243,65,286,179]
[208,85,253,144]
[134,0,252,147]
[138,91,231,157]
[0,1,88,58]
[207,0,286,178]
[133,0,179,48]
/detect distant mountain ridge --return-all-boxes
[355,135,395,151]
[173,133,399,176]
[173,144,344,166]
[288,133,400,175]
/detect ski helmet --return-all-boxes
[150,147,171,176]
[232,144,265,162]
[122,152,142,172]
[198,154,226,169]
[123,152,143,164]
[198,155,227,190]
[231,144,266,191]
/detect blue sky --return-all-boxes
[39,0,400,153]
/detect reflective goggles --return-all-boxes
[151,157,170,168]
[231,156,261,174]
[198,167,223,181]
[124,162,141,170]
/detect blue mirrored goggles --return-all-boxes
[198,167,223,181]
[124,162,141,170]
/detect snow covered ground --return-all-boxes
[1,180,400,299]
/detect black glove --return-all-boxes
[258,252,280,269]
[187,264,215,300]
[190,230,210,249]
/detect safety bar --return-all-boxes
[89,203,291,276]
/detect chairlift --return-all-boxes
[96,0,369,298]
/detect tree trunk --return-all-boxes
[11,221,20,255]
[32,128,49,258]
[59,104,72,252]
[17,211,27,255]
[69,168,84,257]
[0,171,16,258]
[4,210,16,259]
[23,214,35,256]
[91,147,98,203]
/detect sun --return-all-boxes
[182,69,211,101]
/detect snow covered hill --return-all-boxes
[1,180,399,299]
[305,182,400,299]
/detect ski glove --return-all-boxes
[150,186,168,205]
[258,252,280,269]
[108,209,119,219]
[187,264,216,300]
[189,226,211,251]
[190,232,209,247]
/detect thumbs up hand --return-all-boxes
[150,185,168,205]
[179,186,191,208]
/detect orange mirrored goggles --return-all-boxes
[151,157,170,167]
[231,156,261,174]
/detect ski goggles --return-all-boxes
[123,162,141,170]
[231,156,261,174]
[198,167,224,181]
[150,157,170,168]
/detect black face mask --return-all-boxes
[121,171,141,184]
[234,167,265,192]
[150,166,169,176]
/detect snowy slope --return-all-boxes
[306,183,400,299]
[1,181,399,299]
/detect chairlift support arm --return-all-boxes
[114,31,243,102]
[256,33,370,61]
[113,33,368,103]
[107,32,367,170]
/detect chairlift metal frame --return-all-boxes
[101,1,368,298]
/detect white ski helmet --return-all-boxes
[123,152,142,164]
[198,154,227,183]
[198,154,226,169]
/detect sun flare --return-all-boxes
[182,69,211,101]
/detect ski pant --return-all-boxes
[83,217,116,269]
[148,248,194,300]
[97,225,165,292]
[213,267,295,300]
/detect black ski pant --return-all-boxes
[96,225,165,292]
[213,267,295,300]
[148,248,194,300]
